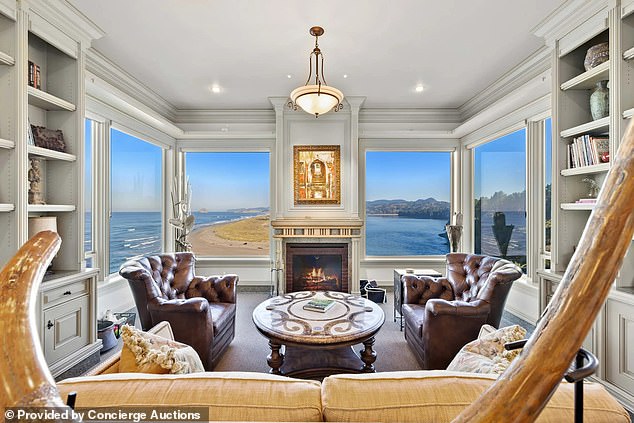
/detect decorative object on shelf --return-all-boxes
[492,212,514,258]
[288,26,344,118]
[293,145,341,205]
[169,175,195,252]
[582,177,600,198]
[26,119,35,145]
[600,151,610,163]
[28,158,46,204]
[31,125,66,152]
[583,42,609,70]
[27,60,41,89]
[445,212,463,253]
[589,80,609,120]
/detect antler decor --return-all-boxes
[169,175,195,252]
[454,122,634,421]
[0,231,77,415]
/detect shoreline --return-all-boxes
[189,215,270,256]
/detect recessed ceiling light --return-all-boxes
[287,74,292,79]
[343,74,348,78]
[415,85,424,93]
[211,85,221,94]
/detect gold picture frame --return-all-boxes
[293,145,341,205]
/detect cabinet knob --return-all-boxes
[63,290,72,296]
[47,320,53,330]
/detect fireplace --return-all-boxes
[286,243,349,293]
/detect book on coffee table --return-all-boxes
[303,299,336,313]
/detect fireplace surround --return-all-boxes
[286,243,348,293]
[271,218,363,295]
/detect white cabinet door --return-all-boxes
[606,298,634,393]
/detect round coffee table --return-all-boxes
[252,290,385,378]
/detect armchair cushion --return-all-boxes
[209,302,236,334]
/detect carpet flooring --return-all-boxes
[80,289,535,377]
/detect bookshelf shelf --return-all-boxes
[624,46,634,61]
[560,61,610,90]
[560,202,595,211]
[27,86,76,111]
[27,145,76,161]
[27,204,76,213]
[560,117,610,138]
[560,163,610,176]
[0,50,14,66]
[624,108,634,120]
[0,203,14,212]
[0,138,14,149]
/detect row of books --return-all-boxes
[566,135,609,169]
[28,60,42,90]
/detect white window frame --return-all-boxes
[359,139,458,264]
[177,139,275,264]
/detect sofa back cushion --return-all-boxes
[321,371,629,423]
[57,372,323,422]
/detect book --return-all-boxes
[302,298,336,313]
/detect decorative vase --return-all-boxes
[445,224,463,253]
[590,80,609,121]
[584,42,609,71]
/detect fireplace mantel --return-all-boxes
[271,218,363,295]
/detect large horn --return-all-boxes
[0,231,67,409]
[454,122,634,421]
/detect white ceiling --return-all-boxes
[68,0,564,110]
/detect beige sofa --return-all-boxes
[57,322,630,422]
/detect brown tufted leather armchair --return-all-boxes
[119,253,238,370]
[402,253,522,370]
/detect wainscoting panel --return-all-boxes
[607,298,634,393]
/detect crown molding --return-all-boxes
[86,48,177,121]
[532,0,613,47]
[26,0,104,47]
[173,109,276,124]
[459,46,552,121]
[359,108,461,124]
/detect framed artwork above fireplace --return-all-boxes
[293,145,340,205]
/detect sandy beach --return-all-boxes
[189,215,270,256]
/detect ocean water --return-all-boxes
[103,211,263,274]
[365,216,450,256]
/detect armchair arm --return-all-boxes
[190,274,238,304]
[426,298,491,317]
[148,297,209,314]
[403,275,454,305]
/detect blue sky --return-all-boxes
[366,151,451,202]
[474,128,526,199]
[111,128,162,212]
[186,152,270,210]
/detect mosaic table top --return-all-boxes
[252,291,385,345]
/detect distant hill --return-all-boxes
[476,190,526,212]
[225,207,270,214]
[366,198,450,220]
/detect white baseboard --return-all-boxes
[505,280,539,325]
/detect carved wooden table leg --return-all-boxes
[267,340,284,375]
[360,337,377,372]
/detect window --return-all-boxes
[365,151,451,256]
[184,152,270,257]
[473,128,527,271]
[84,119,93,265]
[543,118,552,264]
[109,129,163,274]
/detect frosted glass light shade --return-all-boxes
[28,216,58,239]
[290,85,344,116]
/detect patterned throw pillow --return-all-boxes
[446,325,527,374]
[119,325,204,374]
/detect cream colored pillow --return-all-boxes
[446,325,527,374]
[119,325,204,374]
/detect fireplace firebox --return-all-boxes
[286,243,348,293]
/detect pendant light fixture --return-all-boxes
[288,26,344,118]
